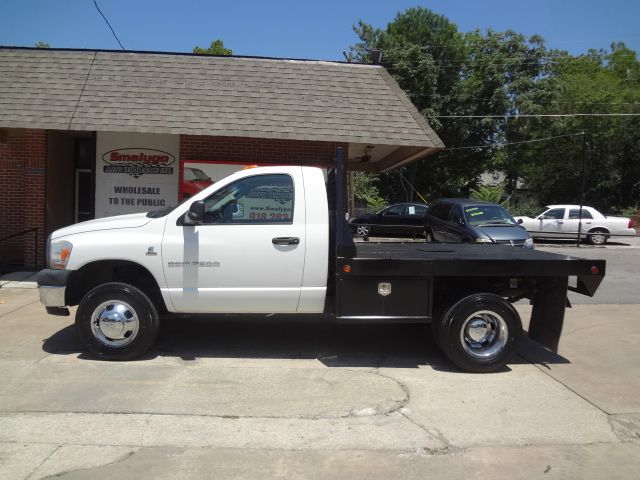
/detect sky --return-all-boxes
[1,0,639,60]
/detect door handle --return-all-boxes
[272,237,300,245]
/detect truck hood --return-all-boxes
[475,224,530,241]
[51,212,153,239]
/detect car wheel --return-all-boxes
[435,293,522,373]
[356,225,370,237]
[75,282,160,360]
[587,229,608,245]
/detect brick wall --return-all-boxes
[0,129,47,268]
[179,135,348,207]
[180,135,348,165]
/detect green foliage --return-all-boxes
[193,39,232,55]
[34,41,49,48]
[351,7,640,212]
[353,172,387,208]
[469,183,507,205]
[507,200,540,217]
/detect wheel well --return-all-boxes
[66,260,167,312]
[588,227,609,234]
[432,276,533,316]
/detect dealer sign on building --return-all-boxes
[95,132,180,218]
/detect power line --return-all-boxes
[436,113,640,118]
[442,132,584,151]
[407,93,639,107]
[93,0,125,51]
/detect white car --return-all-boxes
[514,205,636,245]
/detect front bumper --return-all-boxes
[37,268,72,307]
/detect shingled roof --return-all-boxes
[0,47,443,170]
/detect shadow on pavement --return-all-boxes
[41,317,570,372]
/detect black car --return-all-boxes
[425,199,534,248]
[349,202,428,238]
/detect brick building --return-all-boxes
[0,47,443,269]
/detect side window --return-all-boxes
[450,206,464,224]
[408,205,426,216]
[569,209,593,219]
[384,205,404,216]
[430,203,451,221]
[543,208,565,220]
[202,174,293,224]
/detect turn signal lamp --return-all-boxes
[50,241,73,269]
[343,265,352,273]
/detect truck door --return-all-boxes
[162,170,306,313]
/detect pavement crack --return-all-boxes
[40,449,138,480]
[0,299,40,319]
[518,353,611,416]
[25,443,62,480]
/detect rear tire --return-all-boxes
[435,293,522,373]
[75,282,160,360]
[587,229,608,245]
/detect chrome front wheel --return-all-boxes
[90,300,140,348]
[76,282,159,360]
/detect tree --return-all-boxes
[351,8,553,202]
[517,44,640,211]
[351,7,639,212]
[34,41,50,48]
[193,39,232,55]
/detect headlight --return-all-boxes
[50,241,73,269]
[524,238,534,249]
[474,237,493,243]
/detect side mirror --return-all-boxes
[517,218,523,224]
[184,200,205,225]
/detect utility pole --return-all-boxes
[576,131,588,248]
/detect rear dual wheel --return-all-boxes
[434,293,522,373]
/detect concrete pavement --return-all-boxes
[0,285,638,479]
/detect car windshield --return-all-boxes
[463,205,517,226]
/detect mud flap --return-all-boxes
[528,276,569,352]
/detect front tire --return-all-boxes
[75,282,160,360]
[435,293,522,373]
[356,224,370,237]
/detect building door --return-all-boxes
[74,138,95,223]
[74,169,93,223]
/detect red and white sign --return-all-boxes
[95,132,180,218]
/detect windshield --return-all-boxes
[463,205,517,226]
